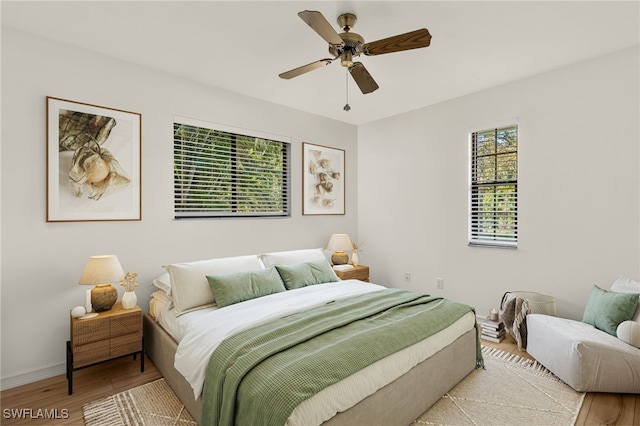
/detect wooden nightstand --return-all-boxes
[334,265,369,282]
[66,302,143,395]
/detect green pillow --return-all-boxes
[582,285,640,336]
[275,259,339,290]
[206,267,285,308]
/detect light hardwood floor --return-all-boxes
[1,337,638,425]
[1,355,161,425]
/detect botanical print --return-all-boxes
[60,110,130,200]
[303,143,345,215]
[47,97,141,221]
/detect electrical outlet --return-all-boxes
[404,272,411,283]
[436,277,444,289]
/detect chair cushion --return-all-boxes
[527,314,640,393]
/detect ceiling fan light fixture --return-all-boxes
[341,51,353,67]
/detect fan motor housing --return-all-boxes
[329,32,365,58]
[329,13,364,60]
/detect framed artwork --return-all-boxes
[46,97,142,222]
[302,142,345,215]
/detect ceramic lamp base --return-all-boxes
[331,250,349,265]
[91,284,117,312]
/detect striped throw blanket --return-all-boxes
[500,293,530,350]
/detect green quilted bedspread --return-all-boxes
[201,288,481,426]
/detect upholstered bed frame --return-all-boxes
[143,313,477,425]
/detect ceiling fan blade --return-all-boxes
[279,58,334,80]
[349,62,379,94]
[298,10,344,46]
[363,28,432,56]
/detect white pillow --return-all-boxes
[611,275,640,293]
[611,275,640,322]
[164,255,264,316]
[617,320,640,348]
[151,272,171,294]
[260,248,327,267]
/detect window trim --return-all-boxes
[468,124,518,248]
[173,116,291,219]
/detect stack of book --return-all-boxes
[481,319,505,343]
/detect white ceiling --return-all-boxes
[3,1,639,125]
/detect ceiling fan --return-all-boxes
[279,10,432,95]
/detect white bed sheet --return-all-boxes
[149,290,216,342]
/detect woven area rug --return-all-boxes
[412,346,585,425]
[83,379,196,425]
[84,346,584,426]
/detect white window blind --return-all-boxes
[174,118,290,218]
[470,125,518,247]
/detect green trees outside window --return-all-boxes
[470,125,518,247]
[174,121,290,218]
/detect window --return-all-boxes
[469,125,518,247]
[173,117,290,218]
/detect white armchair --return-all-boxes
[526,277,640,393]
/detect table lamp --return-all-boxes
[79,255,125,312]
[327,234,353,265]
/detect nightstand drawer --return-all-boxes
[72,317,110,345]
[111,312,141,337]
[336,269,359,280]
[74,340,110,367]
[111,333,142,357]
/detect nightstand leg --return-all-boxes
[66,341,73,395]
[140,337,144,373]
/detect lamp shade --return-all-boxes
[326,234,354,252]
[78,255,125,285]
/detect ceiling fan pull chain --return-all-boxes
[344,68,351,111]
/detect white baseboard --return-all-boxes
[1,363,66,391]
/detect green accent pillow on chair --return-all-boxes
[582,285,639,336]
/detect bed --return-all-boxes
[143,249,480,425]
